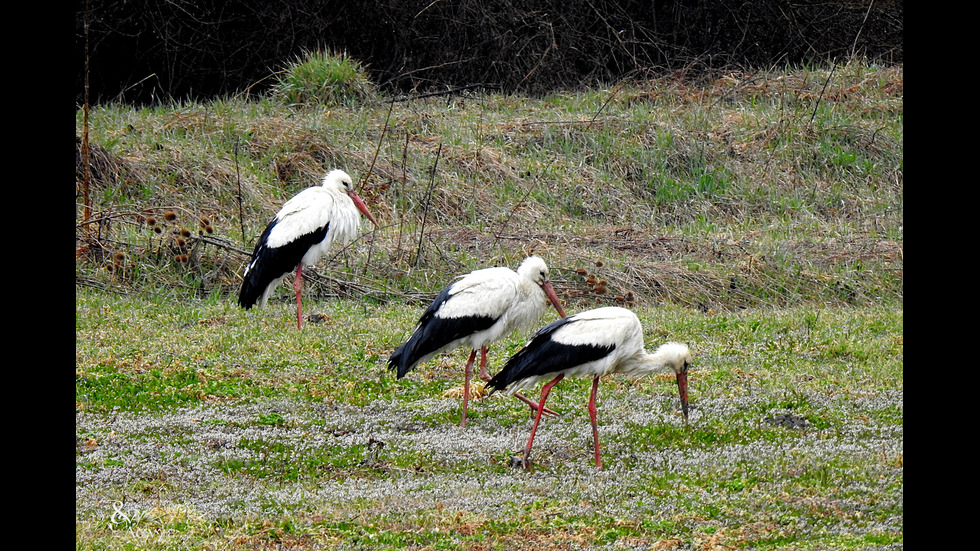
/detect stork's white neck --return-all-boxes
[617,342,690,378]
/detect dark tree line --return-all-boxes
[76,0,903,105]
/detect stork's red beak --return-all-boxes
[348,191,380,228]
[540,281,566,318]
[675,371,689,423]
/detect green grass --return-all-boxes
[270,50,378,106]
[77,59,901,550]
[76,290,901,550]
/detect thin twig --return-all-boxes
[517,23,556,88]
[397,131,410,257]
[360,103,393,275]
[490,176,540,254]
[385,83,499,103]
[588,71,639,129]
[112,73,158,103]
[363,101,394,185]
[809,62,837,127]
[235,137,246,245]
[851,0,876,58]
[81,0,92,239]
[414,143,442,267]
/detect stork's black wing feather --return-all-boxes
[387,283,498,378]
[237,219,330,309]
[485,316,615,393]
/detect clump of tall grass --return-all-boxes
[270,50,378,106]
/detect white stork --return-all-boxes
[238,169,379,329]
[388,255,567,427]
[485,306,692,469]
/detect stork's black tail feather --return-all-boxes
[386,319,460,379]
[237,261,272,309]
[485,315,614,395]
[237,219,330,309]
[387,285,456,378]
[386,340,416,379]
[238,219,280,309]
[387,284,499,379]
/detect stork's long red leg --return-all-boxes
[513,392,560,417]
[294,265,305,330]
[522,373,564,469]
[478,347,490,380]
[460,350,478,427]
[589,375,602,469]
[476,347,558,417]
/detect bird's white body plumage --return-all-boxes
[435,258,554,352]
[486,305,692,468]
[263,178,362,252]
[242,170,364,308]
[388,255,565,426]
[503,306,691,394]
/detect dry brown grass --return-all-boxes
[75,61,902,312]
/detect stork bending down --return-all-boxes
[486,306,692,469]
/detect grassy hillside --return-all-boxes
[76,58,902,312]
[76,58,902,550]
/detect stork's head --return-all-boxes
[653,342,692,422]
[518,255,566,318]
[323,169,379,227]
[323,169,354,190]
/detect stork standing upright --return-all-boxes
[388,255,567,427]
[485,306,692,469]
[238,169,379,329]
